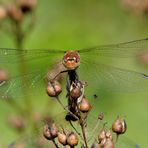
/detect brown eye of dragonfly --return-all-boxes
[63,51,80,70]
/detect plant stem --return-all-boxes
[80,118,88,148]
[14,20,32,116]
[52,139,59,148]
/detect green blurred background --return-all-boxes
[0,0,148,147]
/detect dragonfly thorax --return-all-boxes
[63,51,80,70]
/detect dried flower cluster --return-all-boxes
[45,72,128,148]
[0,0,37,22]
[121,0,148,16]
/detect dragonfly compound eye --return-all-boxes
[63,51,80,70]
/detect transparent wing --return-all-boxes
[0,48,65,62]
[0,48,65,76]
[0,70,46,99]
[78,38,148,96]
[78,38,148,58]
[79,61,148,94]
[0,48,65,99]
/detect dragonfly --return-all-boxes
[0,38,148,100]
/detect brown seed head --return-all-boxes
[139,53,148,65]
[0,6,7,20]
[98,112,104,120]
[46,81,62,97]
[112,118,127,135]
[17,0,37,13]
[0,69,9,81]
[98,129,106,142]
[79,98,91,113]
[43,123,59,140]
[91,142,99,148]
[67,132,78,146]
[6,4,23,22]
[105,130,113,141]
[70,86,82,99]
[103,138,114,148]
[58,132,67,145]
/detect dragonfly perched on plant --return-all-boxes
[1,38,147,148]
[0,38,148,100]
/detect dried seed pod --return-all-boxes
[7,115,26,132]
[105,130,113,141]
[50,123,59,138]
[112,118,127,135]
[79,97,91,113]
[6,4,23,22]
[43,123,59,140]
[43,124,52,140]
[17,0,37,13]
[139,53,148,65]
[0,6,7,20]
[98,112,104,120]
[98,129,106,142]
[70,86,82,99]
[10,142,25,148]
[58,132,67,146]
[67,132,78,146]
[0,69,9,81]
[103,138,114,148]
[91,142,99,148]
[46,81,62,97]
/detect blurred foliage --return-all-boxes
[0,0,148,147]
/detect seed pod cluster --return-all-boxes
[43,122,79,147]
[98,129,114,148]
[58,131,79,147]
[0,0,37,22]
[7,4,23,22]
[43,123,59,140]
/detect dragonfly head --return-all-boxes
[63,51,80,70]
